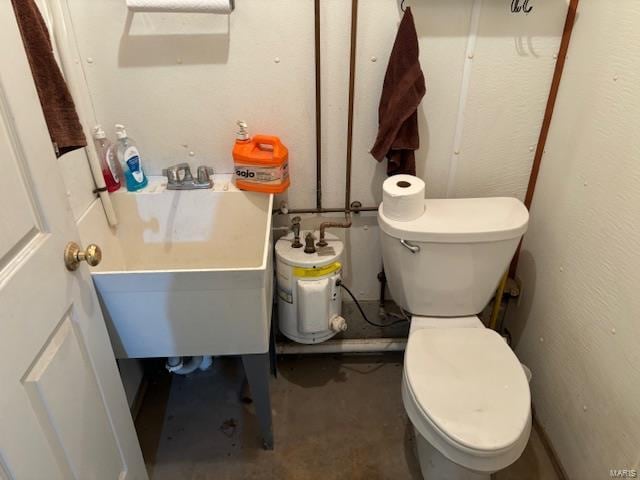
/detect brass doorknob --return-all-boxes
[64,242,102,271]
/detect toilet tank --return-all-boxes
[378,197,529,317]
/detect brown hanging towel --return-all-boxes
[11,0,86,157]
[370,7,425,176]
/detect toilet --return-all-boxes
[378,195,532,479]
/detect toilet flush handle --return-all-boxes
[400,239,420,254]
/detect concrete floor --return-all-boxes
[135,354,560,480]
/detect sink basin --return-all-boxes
[77,176,274,358]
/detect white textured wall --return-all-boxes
[65,0,320,208]
[451,0,566,199]
[510,1,640,477]
[351,0,567,204]
[33,0,96,221]
[59,0,566,299]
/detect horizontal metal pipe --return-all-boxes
[276,338,406,355]
[273,206,379,215]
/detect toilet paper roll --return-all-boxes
[382,175,426,222]
[126,0,234,13]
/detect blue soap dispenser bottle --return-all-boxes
[115,124,148,192]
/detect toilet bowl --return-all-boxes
[378,191,531,479]
[404,321,531,478]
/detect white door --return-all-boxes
[0,5,147,480]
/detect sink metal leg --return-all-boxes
[269,303,278,378]
[241,353,274,450]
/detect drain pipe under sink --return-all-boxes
[166,356,213,375]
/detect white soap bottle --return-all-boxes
[92,125,122,192]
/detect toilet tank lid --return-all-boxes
[378,197,529,243]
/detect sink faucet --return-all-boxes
[163,163,214,190]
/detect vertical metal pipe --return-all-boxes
[523,0,580,211]
[314,1,359,242]
[314,0,322,209]
[510,0,580,276]
[344,0,358,211]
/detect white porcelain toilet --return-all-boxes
[378,195,532,479]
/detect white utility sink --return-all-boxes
[78,176,274,358]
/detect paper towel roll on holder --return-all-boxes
[126,0,235,14]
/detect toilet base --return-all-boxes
[414,427,491,480]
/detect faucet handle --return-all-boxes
[182,164,194,182]
[197,165,214,184]
[164,163,192,183]
[162,167,179,185]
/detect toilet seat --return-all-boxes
[402,327,531,472]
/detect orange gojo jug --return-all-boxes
[233,122,289,194]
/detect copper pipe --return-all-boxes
[285,0,360,221]
[317,213,352,247]
[344,0,358,211]
[510,0,579,277]
[523,0,580,211]
[274,205,378,215]
[313,0,359,246]
[314,0,322,209]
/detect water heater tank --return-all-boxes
[275,231,345,344]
